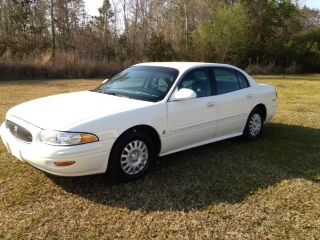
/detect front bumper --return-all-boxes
[0,116,114,177]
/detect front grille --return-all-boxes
[6,120,33,143]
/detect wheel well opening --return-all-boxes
[114,125,161,156]
[255,104,267,122]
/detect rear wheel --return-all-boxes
[107,130,154,181]
[243,108,264,140]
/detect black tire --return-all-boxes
[243,107,264,140]
[107,129,155,181]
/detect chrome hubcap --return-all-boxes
[249,113,262,137]
[120,140,149,175]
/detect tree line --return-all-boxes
[0,0,319,79]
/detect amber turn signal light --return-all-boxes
[54,161,76,167]
[80,134,99,144]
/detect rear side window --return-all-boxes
[213,68,240,94]
[213,68,250,94]
[237,72,250,89]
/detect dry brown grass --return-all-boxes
[0,52,127,80]
[0,76,320,239]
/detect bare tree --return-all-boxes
[50,0,56,58]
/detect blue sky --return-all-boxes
[84,0,320,16]
[305,0,320,9]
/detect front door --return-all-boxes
[162,68,218,153]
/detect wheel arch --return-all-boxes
[252,103,267,122]
[109,124,162,160]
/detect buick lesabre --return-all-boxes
[0,62,277,180]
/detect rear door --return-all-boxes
[211,67,254,137]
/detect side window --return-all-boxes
[178,69,212,98]
[236,71,250,89]
[213,68,240,94]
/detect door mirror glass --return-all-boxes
[172,88,197,101]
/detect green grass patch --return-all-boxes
[0,77,319,239]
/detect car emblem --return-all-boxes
[13,125,18,136]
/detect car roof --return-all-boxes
[134,62,256,86]
[134,62,236,71]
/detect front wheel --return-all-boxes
[107,130,154,181]
[243,108,264,140]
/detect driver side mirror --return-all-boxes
[172,88,197,101]
[102,79,109,84]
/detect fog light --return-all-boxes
[54,161,76,167]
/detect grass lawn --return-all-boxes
[0,76,319,239]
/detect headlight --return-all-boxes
[40,130,99,146]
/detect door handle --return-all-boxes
[207,102,216,108]
[247,94,254,99]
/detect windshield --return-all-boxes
[94,66,179,102]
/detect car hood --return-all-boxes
[7,91,153,130]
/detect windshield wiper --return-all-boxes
[135,91,158,97]
[105,92,129,98]
[91,89,102,93]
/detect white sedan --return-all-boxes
[0,62,277,180]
